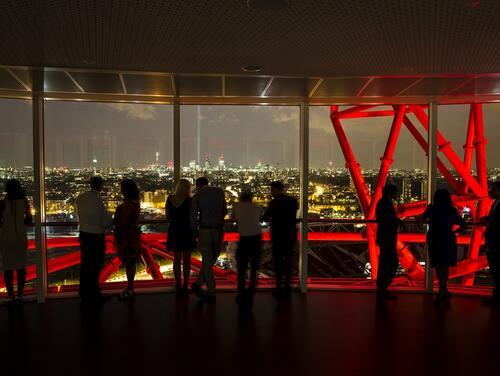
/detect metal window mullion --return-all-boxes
[299,102,309,293]
[32,69,47,302]
[173,101,180,186]
[425,102,438,292]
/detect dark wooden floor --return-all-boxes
[1,291,499,376]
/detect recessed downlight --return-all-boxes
[241,64,262,73]
[247,0,289,12]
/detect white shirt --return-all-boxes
[75,190,112,234]
[233,202,263,237]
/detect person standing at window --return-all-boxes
[0,179,32,304]
[375,184,402,301]
[262,181,298,300]
[482,182,500,306]
[190,177,227,302]
[423,189,466,303]
[166,179,196,298]
[114,179,141,301]
[232,190,263,307]
[75,176,112,305]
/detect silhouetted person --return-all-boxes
[482,182,500,305]
[423,189,466,303]
[0,179,32,304]
[75,176,112,304]
[166,179,196,298]
[262,181,298,299]
[114,179,141,300]
[190,177,227,302]
[232,190,263,306]
[375,184,402,301]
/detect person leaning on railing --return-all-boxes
[75,176,113,305]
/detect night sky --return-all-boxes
[0,99,499,170]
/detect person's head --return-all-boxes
[434,189,453,208]
[270,181,285,198]
[90,176,104,191]
[195,177,209,190]
[174,179,192,199]
[5,179,26,200]
[121,179,140,201]
[382,184,399,200]
[240,191,253,203]
[490,182,500,200]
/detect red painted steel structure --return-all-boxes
[329,103,491,286]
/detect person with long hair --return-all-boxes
[423,189,466,303]
[166,179,196,297]
[114,179,141,300]
[0,179,32,303]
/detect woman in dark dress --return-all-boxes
[423,189,466,302]
[166,179,196,297]
[114,179,141,301]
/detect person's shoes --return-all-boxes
[175,285,185,299]
[236,293,244,306]
[204,294,216,303]
[118,289,134,301]
[191,283,203,299]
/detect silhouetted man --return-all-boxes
[263,181,298,299]
[232,190,263,306]
[75,176,112,304]
[190,177,227,302]
[483,182,500,305]
[375,184,401,301]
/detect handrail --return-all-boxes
[42,218,486,227]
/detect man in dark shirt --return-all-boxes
[262,181,298,299]
[375,184,402,301]
[483,182,500,305]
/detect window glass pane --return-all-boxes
[181,105,300,284]
[0,99,36,296]
[44,101,173,292]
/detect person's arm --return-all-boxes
[190,194,199,232]
[262,200,274,222]
[453,208,468,234]
[222,190,228,221]
[24,199,33,226]
[98,197,113,230]
[165,196,171,222]
[0,200,5,228]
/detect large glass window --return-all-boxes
[0,99,35,296]
[181,105,300,282]
[44,101,173,291]
[308,105,428,286]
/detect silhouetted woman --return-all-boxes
[166,179,196,297]
[0,179,32,303]
[423,189,466,302]
[114,179,141,300]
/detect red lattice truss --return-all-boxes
[329,104,491,285]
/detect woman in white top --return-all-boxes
[0,179,32,303]
[232,190,263,306]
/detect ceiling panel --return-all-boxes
[177,76,222,96]
[265,78,314,97]
[401,77,468,96]
[452,76,500,96]
[0,1,499,77]
[0,68,24,90]
[123,74,173,95]
[225,76,270,96]
[69,72,124,93]
[313,78,368,97]
[362,77,419,97]
[44,70,81,92]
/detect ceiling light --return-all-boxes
[241,65,262,73]
[247,0,289,12]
